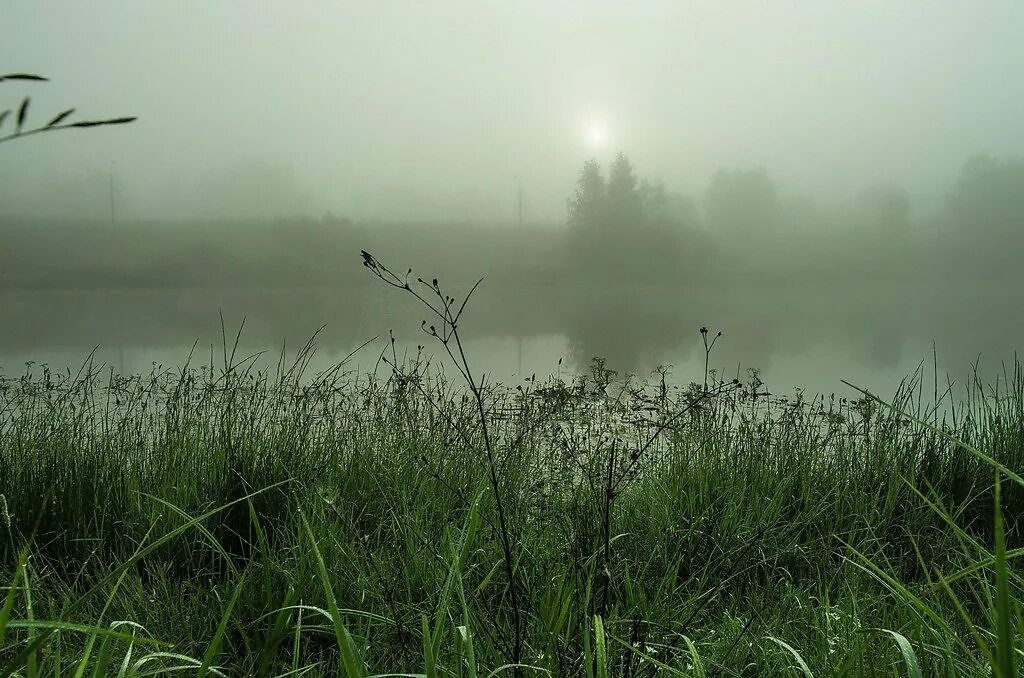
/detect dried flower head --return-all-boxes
[0,494,10,530]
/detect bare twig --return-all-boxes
[361,250,526,670]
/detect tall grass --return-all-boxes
[0,340,1021,675]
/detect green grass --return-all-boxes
[0,351,1021,676]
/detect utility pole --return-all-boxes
[513,173,522,229]
[109,160,117,225]
[513,174,523,376]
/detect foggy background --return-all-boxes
[2,1,1024,395]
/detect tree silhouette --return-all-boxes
[0,72,136,146]
[703,166,780,235]
[566,153,686,283]
[568,158,606,231]
[945,154,1024,237]
[607,152,641,222]
[857,185,909,235]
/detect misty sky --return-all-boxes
[3,1,1023,222]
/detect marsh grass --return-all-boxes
[0,333,1022,675]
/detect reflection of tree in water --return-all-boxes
[865,324,908,370]
[842,292,912,370]
[561,285,694,374]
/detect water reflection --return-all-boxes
[2,278,1020,398]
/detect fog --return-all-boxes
[3,2,1024,395]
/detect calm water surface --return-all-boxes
[2,280,1020,398]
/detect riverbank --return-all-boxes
[0,355,1021,675]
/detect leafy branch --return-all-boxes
[0,72,136,145]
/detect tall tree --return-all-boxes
[703,167,780,235]
[638,178,668,223]
[606,152,642,228]
[936,154,1024,276]
[566,154,687,283]
[568,158,607,231]
[944,154,1024,236]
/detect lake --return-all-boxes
[3,277,1020,399]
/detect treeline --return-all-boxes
[564,151,1024,285]
[2,153,1023,291]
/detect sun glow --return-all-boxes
[584,123,607,149]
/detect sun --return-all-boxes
[584,123,607,149]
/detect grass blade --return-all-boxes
[862,628,921,678]
[298,509,365,678]
[765,635,813,678]
[0,546,28,646]
[993,473,1015,678]
[593,615,608,678]
[198,571,248,677]
[0,481,289,676]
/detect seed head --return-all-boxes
[0,494,11,530]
